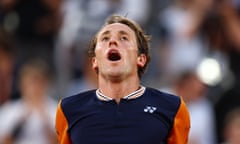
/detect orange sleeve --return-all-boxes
[167,97,190,144]
[55,101,72,144]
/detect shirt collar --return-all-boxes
[96,86,146,101]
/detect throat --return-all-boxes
[97,75,141,100]
[97,84,145,103]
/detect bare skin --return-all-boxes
[92,23,146,103]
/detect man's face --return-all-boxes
[92,23,146,81]
[20,68,48,102]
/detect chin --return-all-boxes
[102,70,124,80]
[108,71,123,77]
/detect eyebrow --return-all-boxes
[119,30,129,36]
[100,30,110,36]
[99,30,130,37]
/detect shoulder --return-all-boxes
[61,89,96,109]
[59,90,97,118]
[57,90,97,129]
[145,88,190,142]
[145,87,181,107]
[0,100,24,116]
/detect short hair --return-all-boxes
[19,58,51,81]
[88,15,151,78]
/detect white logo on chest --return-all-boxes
[144,106,157,113]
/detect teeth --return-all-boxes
[108,50,121,61]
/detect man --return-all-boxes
[55,15,190,144]
[0,58,57,144]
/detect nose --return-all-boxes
[109,37,118,47]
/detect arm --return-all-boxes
[55,101,72,144]
[167,97,190,144]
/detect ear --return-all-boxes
[92,57,98,71]
[137,54,147,68]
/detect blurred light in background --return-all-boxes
[197,58,222,86]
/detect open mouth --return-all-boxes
[108,50,121,61]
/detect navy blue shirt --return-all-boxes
[55,87,190,144]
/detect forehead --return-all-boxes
[98,23,135,37]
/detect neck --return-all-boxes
[98,76,140,103]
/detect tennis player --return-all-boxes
[55,14,190,144]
